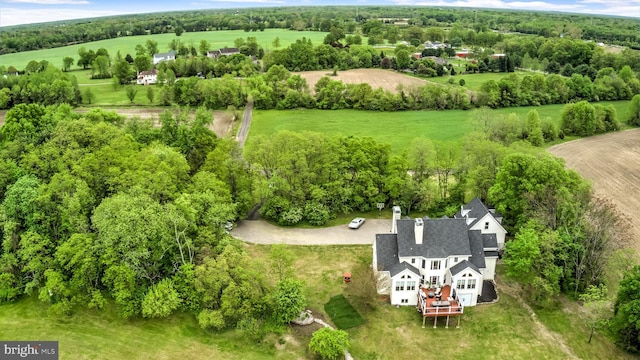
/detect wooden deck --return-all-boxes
[417,284,463,317]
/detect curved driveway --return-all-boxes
[231,218,391,245]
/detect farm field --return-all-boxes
[0,29,328,70]
[427,71,533,91]
[295,68,429,93]
[2,243,629,359]
[248,100,631,154]
[548,128,640,254]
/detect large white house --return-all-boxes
[136,69,157,85]
[373,198,505,309]
[153,51,176,65]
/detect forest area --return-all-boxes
[1,5,640,359]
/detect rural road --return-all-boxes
[231,218,391,245]
[235,100,253,148]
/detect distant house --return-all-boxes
[373,198,504,314]
[424,56,449,66]
[455,50,470,58]
[136,69,157,85]
[491,53,506,58]
[153,51,176,65]
[207,47,240,59]
[424,41,450,50]
[412,52,422,60]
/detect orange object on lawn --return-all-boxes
[344,272,351,283]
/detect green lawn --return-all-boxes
[1,245,633,359]
[248,100,632,154]
[0,296,295,360]
[0,29,328,71]
[324,295,365,330]
[428,71,533,91]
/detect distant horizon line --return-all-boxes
[1,4,638,29]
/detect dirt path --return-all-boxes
[548,129,640,254]
[498,281,579,360]
[231,218,390,245]
[235,100,253,148]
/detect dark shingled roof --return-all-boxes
[396,218,471,258]
[450,259,481,276]
[389,262,421,277]
[375,234,399,272]
[468,230,486,269]
[482,234,498,249]
[455,197,497,228]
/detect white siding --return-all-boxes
[484,257,497,281]
[451,269,482,307]
[390,270,419,306]
[470,213,507,250]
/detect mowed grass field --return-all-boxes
[427,71,533,91]
[248,100,632,154]
[1,244,633,359]
[0,29,328,70]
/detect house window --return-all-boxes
[396,281,405,291]
[411,258,415,264]
[431,260,441,270]
[467,279,476,289]
[454,257,458,263]
[421,275,425,285]
[484,222,490,230]
[430,276,439,286]
[456,280,465,290]
[422,259,426,269]
[407,281,416,291]
[401,299,409,304]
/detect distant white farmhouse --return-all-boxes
[153,51,176,65]
[136,69,157,85]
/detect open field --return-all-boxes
[248,100,631,154]
[548,129,640,254]
[427,71,533,91]
[295,68,429,93]
[1,244,632,359]
[0,29,328,71]
[75,107,235,138]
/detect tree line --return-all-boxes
[2,6,637,54]
[0,104,307,339]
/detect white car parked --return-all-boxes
[348,217,366,229]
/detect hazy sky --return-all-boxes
[1,0,638,27]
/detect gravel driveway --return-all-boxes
[231,218,391,245]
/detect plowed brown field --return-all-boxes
[295,68,428,93]
[548,129,640,253]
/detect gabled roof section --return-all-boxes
[154,51,176,58]
[468,230,486,270]
[390,262,421,277]
[450,259,481,276]
[455,197,501,228]
[396,218,471,258]
[375,234,399,273]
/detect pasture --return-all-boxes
[0,243,633,359]
[248,101,631,154]
[549,129,640,254]
[427,71,533,91]
[0,29,328,71]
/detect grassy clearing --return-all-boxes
[0,29,328,70]
[0,296,294,360]
[428,71,532,91]
[249,100,631,154]
[323,295,365,330]
[1,244,633,359]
